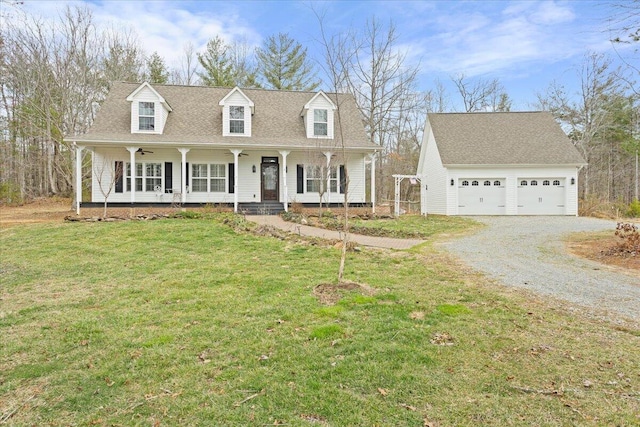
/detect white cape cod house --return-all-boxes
[74,82,378,214]
[416,112,587,215]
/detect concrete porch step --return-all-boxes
[238,202,285,215]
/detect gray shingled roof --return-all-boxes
[429,112,586,166]
[77,82,376,151]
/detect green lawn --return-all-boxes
[1,216,638,426]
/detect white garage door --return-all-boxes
[458,179,506,215]
[517,179,566,215]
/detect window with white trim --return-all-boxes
[145,163,162,191]
[484,180,491,186]
[531,180,538,186]
[125,162,161,192]
[314,109,328,136]
[191,163,226,192]
[472,180,479,186]
[553,180,561,186]
[191,164,208,192]
[329,166,338,192]
[543,180,550,186]
[461,180,469,186]
[139,102,155,131]
[493,180,501,186]
[229,106,244,134]
[210,164,226,192]
[306,166,322,192]
[521,180,528,186]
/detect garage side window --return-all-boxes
[531,180,538,186]
[520,180,527,186]
[484,180,491,186]
[553,180,561,186]
[543,180,550,186]
[461,180,469,186]
[472,180,479,186]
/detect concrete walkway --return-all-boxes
[247,215,424,250]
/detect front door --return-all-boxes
[261,157,279,201]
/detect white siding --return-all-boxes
[418,125,448,215]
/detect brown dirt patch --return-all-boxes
[566,232,640,275]
[0,198,73,229]
[313,281,375,305]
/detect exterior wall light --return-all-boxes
[571,177,575,185]
[450,179,454,186]
[252,165,256,173]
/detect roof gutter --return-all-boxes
[73,139,379,152]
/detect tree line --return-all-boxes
[1,3,638,209]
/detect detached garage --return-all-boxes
[416,112,586,216]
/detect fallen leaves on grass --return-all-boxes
[300,413,327,424]
[313,281,375,305]
[410,311,425,320]
[197,350,211,364]
[430,332,454,346]
[399,403,416,411]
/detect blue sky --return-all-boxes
[14,0,636,110]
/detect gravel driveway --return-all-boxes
[441,216,639,321]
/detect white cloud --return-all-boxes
[529,1,575,25]
[405,0,603,78]
[19,0,262,69]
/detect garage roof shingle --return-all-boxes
[429,112,586,166]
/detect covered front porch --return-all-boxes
[75,144,377,215]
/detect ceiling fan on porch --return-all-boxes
[136,148,154,155]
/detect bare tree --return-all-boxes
[229,38,260,88]
[340,17,421,206]
[451,73,507,112]
[0,4,148,202]
[424,79,450,113]
[94,154,123,218]
[313,8,361,282]
[172,42,199,85]
[537,53,638,203]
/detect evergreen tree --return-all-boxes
[256,33,320,91]
[146,51,169,84]
[197,36,235,87]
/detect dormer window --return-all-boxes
[314,109,328,136]
[219,87,254,137]
[229,106,245,134]
[303,92,336,139]
[139,102,155,131]
[127,83,171,134]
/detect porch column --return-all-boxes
[370,153,376,214]
[74,143,84,215]
[230,149,242,212]
[324,151,332,206]
[279,150,290,212]
[126,147,139,204]
[394,175,402,217]
[177,148,190,204]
